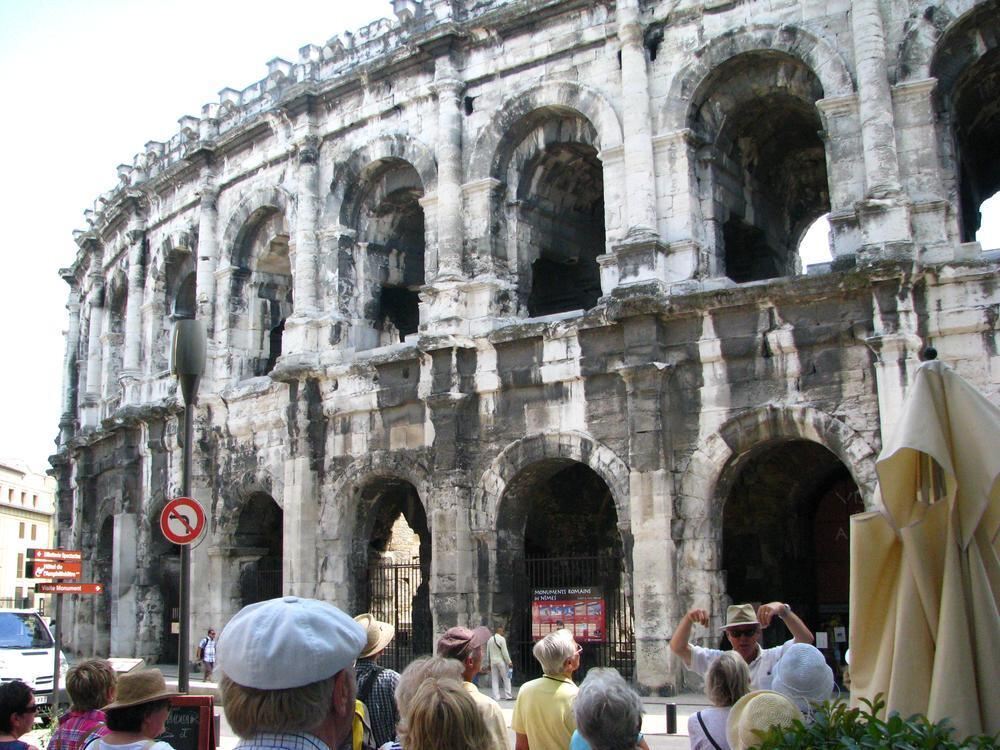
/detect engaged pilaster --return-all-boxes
[431,58,465,283]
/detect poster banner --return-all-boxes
[531,586,605,642]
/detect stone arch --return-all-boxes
[896,5,957,83]
[660,24,855,133]
[928,0,1000,241]
[326,133,438,226]
[467,80,624,182]
[677,405,878,525]
[473,431,631,534]
[320,452,433,651]
[671,405,878,653]
[220,186,294,269]
[322,451,433,537]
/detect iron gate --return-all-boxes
[512,554,634,682]
[240,558,282,607]
[367,558,431,672]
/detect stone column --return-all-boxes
[431,58,464,282]
[852,0,902,199]
[619,354,675,694]
[195,173,220,329]
[294,136,320,315]
[617,0,658,235]
[121,228,146,377]
[110,512,138,656]
[851,0,912,256]
[59,288,82,446]
[83,280,105,426]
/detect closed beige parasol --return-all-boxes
[849,359,1000,737]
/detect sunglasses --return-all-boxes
[728,627,759,638]
[21,704,38,714]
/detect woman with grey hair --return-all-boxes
[570,669,649,750]
[687,652,751,750]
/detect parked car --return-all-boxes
[0,609,69,709]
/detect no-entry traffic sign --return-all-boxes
[160,496,207,545]
[35,582,104,594]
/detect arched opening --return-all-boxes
[496,460,632,681]
[94,517,114,657]
[148,512,180,662]
[798,214,833,273]
[931,10,1000,244]
[235,492,284,607]
[231,209,292,377]
[721,440,863,685]
[691,53,830,282]
[497,113,605,318]
[103,273,127,408]
[517,139,605,316]
[173,272,197,320]
[350,160,426,348]
[356,478,431,671]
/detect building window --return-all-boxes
[6,488,11,501]
[30,524,37,541]
[18,522,24,539]
[32,495,38,507]
[20,492,26,503]
[17,553,24,576]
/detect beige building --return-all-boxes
[0,460,57,613]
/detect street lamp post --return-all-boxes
[171,319,206,693]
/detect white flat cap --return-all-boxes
[217,596,366,690]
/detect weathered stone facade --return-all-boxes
[52,0,1000,693]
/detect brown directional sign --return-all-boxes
[26,560,83,579]
[34,582,104,595]
[27,548,83,562]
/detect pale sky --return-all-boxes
[0,2,995,471]
[0,1,386,471]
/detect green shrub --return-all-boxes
[752,695,999,749]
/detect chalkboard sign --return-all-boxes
[158,695,217,750]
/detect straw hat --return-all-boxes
[720,604,760,631]
[354,613,395,659]
[771,643,834,710]
[726,690,803,750]
[103,668,178,710]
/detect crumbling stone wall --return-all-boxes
[51,0,1000,692]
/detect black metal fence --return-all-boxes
[239,558,282,607]
[367,558,431,672]
[511,554,634,683]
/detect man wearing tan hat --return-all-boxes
[216,596,367,750]
[436,626,509,750]
[353,614,401,748]
[670,602,813,690]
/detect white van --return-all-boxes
[0,609,69,707]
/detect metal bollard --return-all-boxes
[666,702,677,734]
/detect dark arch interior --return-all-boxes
[353,161,426,345]
[496,460,631,681]
[950,48,1000,241]
[236,492,283,607]
[517,141,605,316]
[358,478,432,670]
[692,55,829,282]
[722,440,862,681]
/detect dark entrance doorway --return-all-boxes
[499,460,634,682]
[360,480,432,672]
[722,439,863,683]
[235,492,283,607]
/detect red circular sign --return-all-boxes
[160,497,207,545]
